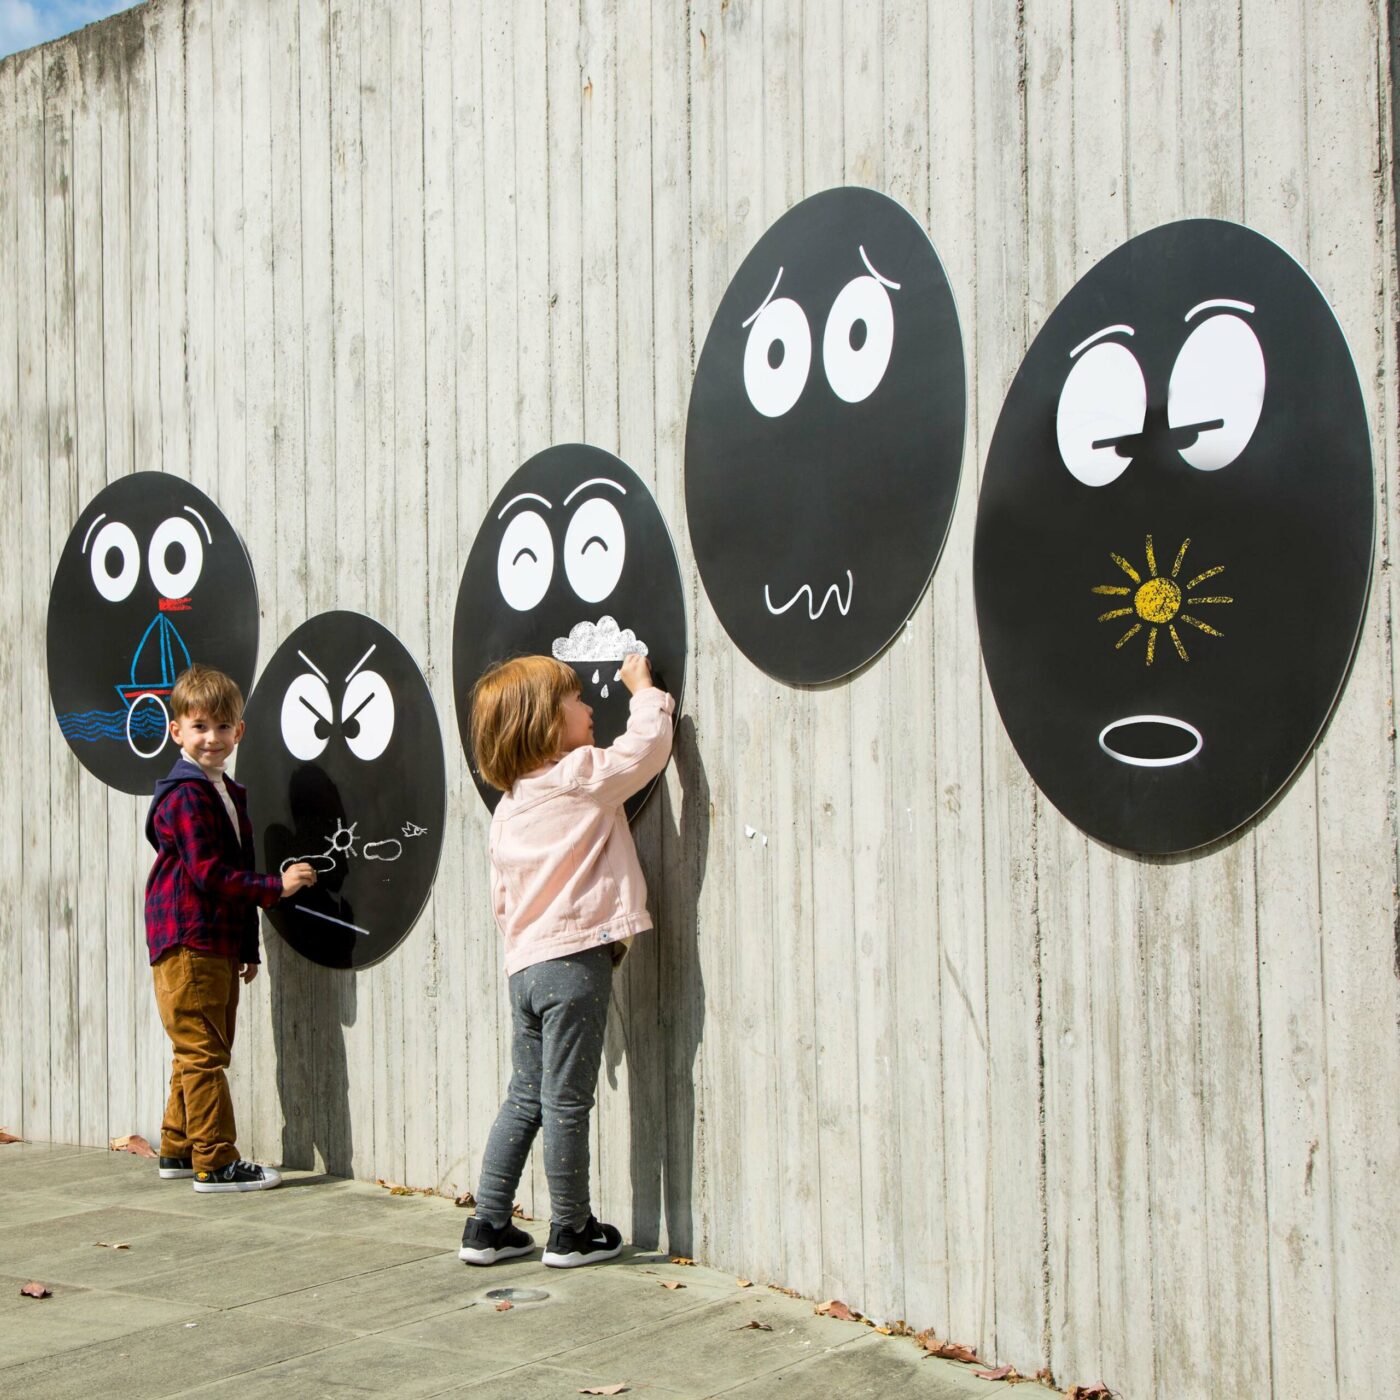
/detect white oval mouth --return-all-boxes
[1098,714,1203,767]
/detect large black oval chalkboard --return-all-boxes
[238,611,446,970]
[47,472,259,795]
[686,186,965,685]
[974,219,1374,854]
[452,444,687,821]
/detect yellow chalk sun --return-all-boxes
[1092,534,1232,665]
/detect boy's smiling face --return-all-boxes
[170,709,245,775]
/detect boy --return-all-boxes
[144,664,316,1192]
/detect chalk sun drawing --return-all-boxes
[1092,534,1232,665]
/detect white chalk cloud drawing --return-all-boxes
[280,815,427,874]
[551,615,650,664]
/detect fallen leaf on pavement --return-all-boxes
[20,1282,51,1298]
[925,1342,980,1363]
[668,1256,696,1266]
[494,1300,513,1312]
[660,1280,686,1290]
[736,1278,752,1288]
[578,1387,628,1396]
[0,1129,22,1144]
[768,1284,801,1298]
[109,1135,156,1158]
[94,1242,130,1250]
[738,1320,773,1331]
[1068,1386,1117,1400]
[815,1299,859,1322]
[975,1364,1013,1380]
[454,1192,476,1208]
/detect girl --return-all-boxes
[458,650,674,1268]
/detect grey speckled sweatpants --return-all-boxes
[473,944,613,1230]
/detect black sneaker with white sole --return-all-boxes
[192,1159,282,1193]
[458,1216,537,1265]
[158,1156,194,1179]
[542,1215,622,1268]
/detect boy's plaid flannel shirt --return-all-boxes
[144,762,283,965]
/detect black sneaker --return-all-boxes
[542,1215,622,1268]
[158,1156,194,1179]
[192,1159,282,1193]
[458,1216,537,1265]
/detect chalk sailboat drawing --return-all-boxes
[118,607,193,757]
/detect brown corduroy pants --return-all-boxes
[151,946,241,1172]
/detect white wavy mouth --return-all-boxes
[764,570,854,620]
[1098,714,1203,768]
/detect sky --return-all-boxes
[0,0,141,62]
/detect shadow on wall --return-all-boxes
[267,930,356,1176]
[606,714,709,1256]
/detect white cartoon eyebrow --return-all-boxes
[296,650,330,684]
[859,246,900,290]
[345,644,377,683]
[1070,324,1136,359]
[742,267,784,329]
[182,505,213,543]
[81,513,107,553]
[497,492,552,520]
[563,477,627,507]
[1185,298,1255,322]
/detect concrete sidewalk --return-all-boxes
[0,1143,1021,1399]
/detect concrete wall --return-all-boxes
[1,2,1397,1395]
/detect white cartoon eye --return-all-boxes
[743,297,812,418]
[341,668,394,761]
[823,275,895,403]
[1168,314,1265,471]
[281,673,333,761]
[497,510,554,612]
[1056,341,1147,487]
[148,516,205,598]
[89,520,140,602]
[563,498,626,604]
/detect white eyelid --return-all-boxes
[1185,298,1254,322]
[562,477,627,507]
[497,492,552,520]
[81,513,107,553]
[858,246,900,290]
[741,267,784,329]
[182,506,213,543]
[1071,325,1135,359]
[296,650,330,684]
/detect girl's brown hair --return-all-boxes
[470,655,580,791]
[170,663,244,725]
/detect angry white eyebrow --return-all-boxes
[1185,298,1255,322]
[1070,324,1136,359]
[497,492,552,520]
[81,513,107,553]
[296,650,330,684]
[183,505,212,543]
[345,644,377,683]
[859,246,900,290]
[742,267,785,329]
[563,477,627,507]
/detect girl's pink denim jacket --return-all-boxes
[489,686,675,976]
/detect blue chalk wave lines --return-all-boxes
[58,707,167,743]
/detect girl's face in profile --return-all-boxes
[558,690,594,755]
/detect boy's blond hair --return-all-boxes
[170,664,245,725]
[471,655,580,792]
